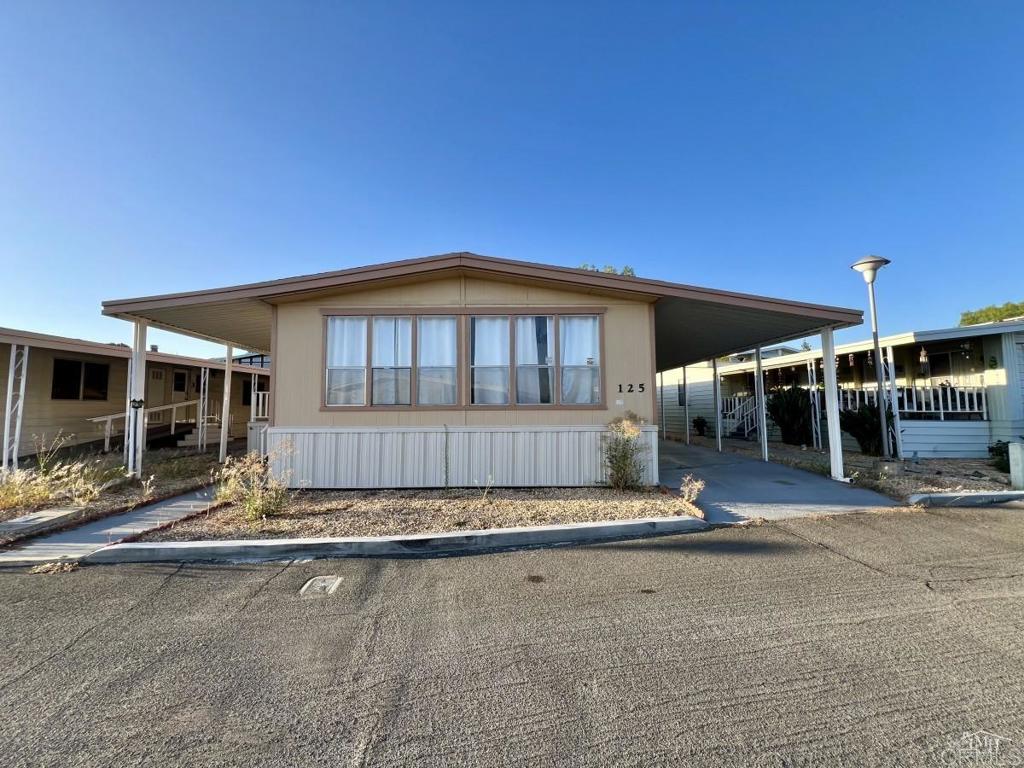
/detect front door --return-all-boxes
[147,367,167,424]
[171,369,190,403]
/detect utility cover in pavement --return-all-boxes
[300,575,342,598]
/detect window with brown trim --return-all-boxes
[51,359,109,401]
[322,310,603,409]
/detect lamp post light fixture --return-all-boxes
[851,254,892,459]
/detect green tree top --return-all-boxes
[959,300,1024,326]
[579,263,636,277]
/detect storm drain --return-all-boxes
[300,575,343,598]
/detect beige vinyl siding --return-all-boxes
[656,364,717,439]
[272,274,656,428]
[0,343,128,455]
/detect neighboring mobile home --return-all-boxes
[1,326,270,468]
[657,318,1024,458]
[101,252,863,487]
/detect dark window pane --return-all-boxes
[172,371,187,393]
[82,363,109,400]
[51,359,82,400]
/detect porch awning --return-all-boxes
[102,252,863,366]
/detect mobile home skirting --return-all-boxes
[266,425,660,489]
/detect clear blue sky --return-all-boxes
[1,1,1021,357]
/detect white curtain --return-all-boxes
[559,316,599,365]
[515,316,553,365]
[471,317,509,365]
[372,317,411,367]
[418,316,457,366]
[327,317,367,367]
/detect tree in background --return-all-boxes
[960,300,1024,326]
[579,263,636,277]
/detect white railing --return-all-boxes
[87,399,223,452]
[251,391,270,421]
[838,385,987,419]
[721,395,758,438]
[722,383,988,425]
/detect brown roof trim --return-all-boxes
[101,251,862,325]
[0,326,269,375]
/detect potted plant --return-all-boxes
[692,416,708,437]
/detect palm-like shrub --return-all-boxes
[766,386,813,446]
[838,403,896,456]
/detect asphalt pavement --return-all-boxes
[1,506,1022,767]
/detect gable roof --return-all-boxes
[102,251,863,366]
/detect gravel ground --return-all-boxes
[1,506,1022,766]
[140,486,701,542]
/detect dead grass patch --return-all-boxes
[140,486,703,542]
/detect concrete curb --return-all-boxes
[908,491,1024,508]
[83,515,710,564]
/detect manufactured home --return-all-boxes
[101,252,863,486]
[657,319,1024,458]
[1,326,270,469]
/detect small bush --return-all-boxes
[603,412,647,491]
[766,386,813,446]
[838,403,896,456]
[692,416,708,437]
[678,474,705,505]
[215,452,288,524]
[989,441,1010,473]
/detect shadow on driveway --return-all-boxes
[660,440,894,524]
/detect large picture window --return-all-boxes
[560,315,601,404]
[52,359,109,401]
[417,316,457,405]
[326,316,368,405]
[471,316,510,404]
[323,310,602,409]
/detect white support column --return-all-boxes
[886,345,903,460]
[250,373,258,422]
[219,346,233,462]
[657,371,665,439]
[126,321,148,479]
[712,358,723,452]
[683,366,690,445]
[754,346,769,462]
[821,328,846,481]
[3,344,29,471]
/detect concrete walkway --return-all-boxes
[659,441,893,524]
[0,487,216,567]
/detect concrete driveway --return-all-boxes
[659,440,894,523]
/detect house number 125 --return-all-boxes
[617,383,646,393]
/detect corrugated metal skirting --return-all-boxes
[266,425,660,489]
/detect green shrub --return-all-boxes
[988,441,1010,473]
[692,416,708,437]
[838,403,896,456]
[766,386,813,446]
[215,452,288,524]
[603,412,647,491]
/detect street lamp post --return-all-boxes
[851,254,892,460]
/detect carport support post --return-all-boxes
[712,358,722,452]
[126,321,148,479]
[820,328,846,481]
[683,366,690,444]
[219,346,233,463]
[657,372,665,438]
[754,346,769,462]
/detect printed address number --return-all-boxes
[617,383,646,394]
